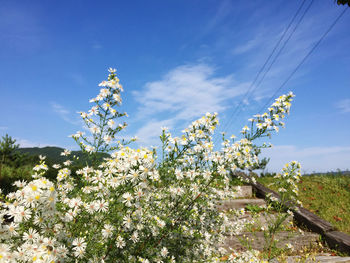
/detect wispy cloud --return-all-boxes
[0,126,8,131]
[134,119,174,146]
[133,64,248,120]
[231,36,262,55]
[336,98,350,113]
[132,63,249,145]
[262,145,350,173]
[16,138,51,148]
[51,102,79,125]
[202,0,233,35]
[92,43,102,50]
[70,73,86,87]
[0,5,44,54]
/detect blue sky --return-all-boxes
[1,0,349,173]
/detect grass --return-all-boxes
[257,173,350,234]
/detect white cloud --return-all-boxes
[134,119,175,146]
[262,145,350,173]
[133,64,248,120]
[51,102,79,125]
[0,126,8,130]
[132,63,249,145]
[16,138,51,148]
[231,36,261,55]
[336,98,350,113]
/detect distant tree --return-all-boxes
[0,134,21,166]
[336,0,350,6]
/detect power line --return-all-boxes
[252,0,315,97]
[222,0,314,136]
[214,0,307,144]
[258,6,348,113]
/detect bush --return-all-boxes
[0,68,296,262]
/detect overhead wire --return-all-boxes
[221,0,314,135]
[257,6,349,113]
[252,0,315,97]
[214,0,308,145]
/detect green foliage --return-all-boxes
[258,173,350,234]
[245,204,265,213]
[0,134,21,166]
[0,164,32,194]
[18,146,109,166]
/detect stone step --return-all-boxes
[270,254,350,263]
[217,198,266,211]
[222,231,320,252]
[231,185,253,198]
[226,212,294,233]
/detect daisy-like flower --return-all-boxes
[52,164,61,169]
[89,126,101,134]
[102,102,111,110]
[160,247,168,258]
[72,237,87,251]
[79,111,88,118]
[108,67,116,73]
[94,199,109,213]
[113,93,121,103]
[4,222,19,236]
[101,224,114,238]
[63,160,72,166]
[130,231,139,243]
[116,236,125,248]
[122,192,133,207]
[103,135,113,144]
[61,149,71,156]
[23,228,39,242]
[100,88,111,98]
[88,106,99,115]
[123,215,132,229]
[71,131,84,139]
[13,206,32,222]
[107,119,116,128]
[85,145,95,153]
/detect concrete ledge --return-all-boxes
[231,185,253,198]
[293,206,334,234]
[324,231,350,255]
[216,198,266,211]
[248,180,350,255]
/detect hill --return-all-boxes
[17,146,109,165]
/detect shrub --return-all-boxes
[0,68,296,262]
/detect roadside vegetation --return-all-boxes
[258,172,350,234]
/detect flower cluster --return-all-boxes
[245,92,295,139]
[0,69,298,262]
[267,161,302,209]
[71,68,134,155]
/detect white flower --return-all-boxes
[161,247,168,258]
[122,192,133,207]
[130,231,139,243]
[116,236,125,248]
[39,155,46,160]
[89,126,101,134]
[107,119,116,128]
[102,224,114,238]
[61,149,71,156]
[85,145,95,153]
[103,135,113,144]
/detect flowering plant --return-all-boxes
[0,68,296,262]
